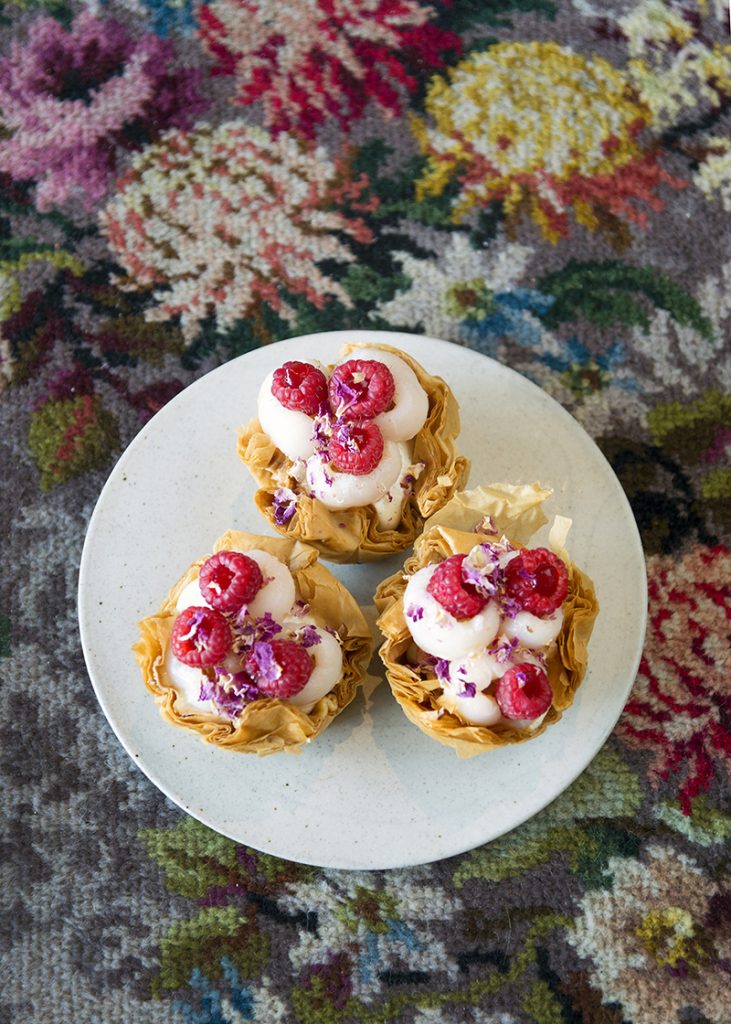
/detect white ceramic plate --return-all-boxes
[78,330,647,870]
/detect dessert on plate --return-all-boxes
[133,530,373,755]
[374,483,599,756]
[237,341,469,562]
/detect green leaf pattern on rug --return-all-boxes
[141,815,314,898]
[153,904,269,995]
[453,744,643,887]
[28,390,120,489]
[0,250,84,320]
[648,389,731,533]
[537,260,714,339]
[654,795,731,848]
[142,815,242,900]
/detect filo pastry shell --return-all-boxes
[133,531,373,756]
[237,343,469,563]
[374,483,599,757]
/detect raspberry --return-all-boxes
[328,420,384,476]
[504,547,569,617]
[271,361,328,414]
[170,606,231,667]
[426,554,489,620]
[199,551,264,612]
[328,359,395,419]
[495,662,553,720]
[245,639,313,698]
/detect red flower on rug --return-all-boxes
[198,0,461,137]
[618,544,731,813]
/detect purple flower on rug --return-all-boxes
[0,11,207,211]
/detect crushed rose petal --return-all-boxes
[474,514,499,535]
[311,413,334,453]
[250,641,281,684]
[461,541,513,599]
[330,376,361,415]
[298,624,322,648]
[200,669,261,717]
[488,636,520,663]
[273,487,297,526]
[232,611,282,651]
[434,658,451,682]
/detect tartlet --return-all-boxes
[237,341,469,563]
[133,530,373,755]
[374,483,599,756]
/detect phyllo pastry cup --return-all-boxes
[133,530,373,756]
[237,342,469,563]
[374,483,599,757]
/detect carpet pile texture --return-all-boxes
[1,1,729,1022]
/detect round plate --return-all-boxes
[78,330,647,870]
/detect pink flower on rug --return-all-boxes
[100,123,376,341]
[617,544,731,813]
[198,0,461,137]
[0,11,207,211]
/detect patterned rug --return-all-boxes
[1,1,729,1022]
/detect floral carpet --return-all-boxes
[1,1,730,1022]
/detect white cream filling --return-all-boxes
[436,649,550,728]
[165,648,216,715]
[338,347,429,441]
[175,549,296,623]
[305,440,403,510]
[257,368,320,461]
[440,683,503,726]
[501,608,564,649]
[402,564,501,660]
[280,618,344,711]
[372,443,424,529]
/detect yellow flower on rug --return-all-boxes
[412,41,684,243]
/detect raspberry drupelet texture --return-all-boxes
[426,553,489,620]
[245,638,314,698]
[504,547,569,617]
[328,420,384,475]
[171,606,232,667]
[199,551,264,612]
[494,662,553,720]
[328,359,395,419]
[271,361,328,415]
